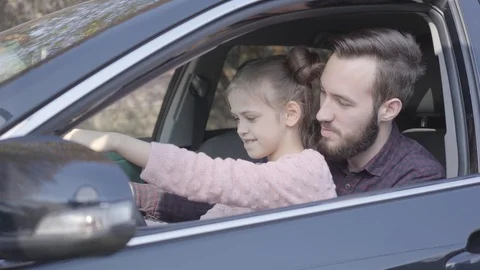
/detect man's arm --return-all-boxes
[393,160,446,188]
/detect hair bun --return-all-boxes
[286,47,323,85]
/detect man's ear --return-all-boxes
[285,101,302,127]
[378,98,402,122]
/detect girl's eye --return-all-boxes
[336,98,349,107]
[246,116,257,122]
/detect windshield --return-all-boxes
[0,0,164,85]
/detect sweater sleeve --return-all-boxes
[140,143,336,210]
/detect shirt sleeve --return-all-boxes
[393,158,446,187]
[140,143,336,211]
[130,182,213,222]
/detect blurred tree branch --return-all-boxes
[0,0,88,32]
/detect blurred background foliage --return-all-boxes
[0,0,89,32]
[1,1,331,138]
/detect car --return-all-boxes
[1,0,480,269]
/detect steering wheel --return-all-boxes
[104,151,146,183]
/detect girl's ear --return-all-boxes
[285,101,302,127]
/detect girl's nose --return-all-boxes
[236,121,248,135]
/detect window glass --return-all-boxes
[77,69,175,138]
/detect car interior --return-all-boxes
[73,7,451,222]
[156,12,447,168]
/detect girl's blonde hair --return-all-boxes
[226,47,324,150]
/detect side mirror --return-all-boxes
[0,135,137,262]
[0,108,12,127]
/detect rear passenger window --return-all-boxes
[206,45,330,131]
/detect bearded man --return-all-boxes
[316,28,445,195]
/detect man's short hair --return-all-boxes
[330,28,426,109]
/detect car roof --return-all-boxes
[0,0,223,133]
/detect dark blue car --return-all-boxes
[1,0,480,269]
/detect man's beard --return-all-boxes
[318,110,379,162]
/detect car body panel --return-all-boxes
[447,0,480,172]
[22,177,480,269]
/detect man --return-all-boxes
[316,28,445,196]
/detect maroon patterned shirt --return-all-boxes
[328,124,446,196]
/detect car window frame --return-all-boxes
[447,0,480,173]
[426,6,471,177]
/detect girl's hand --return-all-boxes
[63,128,116,152]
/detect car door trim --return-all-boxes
[127,176,480,247]
[0,0,261,140]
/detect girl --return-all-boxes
[63,47,337,221]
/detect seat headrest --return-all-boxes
[416,88,435,114]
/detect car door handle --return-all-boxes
[446,230,480,269]
[445,252,480,269]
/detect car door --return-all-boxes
[3,0,480,269]
[19,177,480,270]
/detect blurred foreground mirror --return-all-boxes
[0,108,12,128]
[0,135,136,262]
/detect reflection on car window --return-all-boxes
[0,0,164,84]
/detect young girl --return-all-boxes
[63,47,337,221]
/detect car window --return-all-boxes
[76,69,175,138]
[0,0,165,85]
[206,45,331,131]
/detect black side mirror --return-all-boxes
[0,135,137,262]
[0,108,12,127]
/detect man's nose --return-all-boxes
[316,103,334,122]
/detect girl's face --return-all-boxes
[228,87,288,160]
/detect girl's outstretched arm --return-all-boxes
[141,142,336,210]
[64,129,337,211]
[63,129,151,168]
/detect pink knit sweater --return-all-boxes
[139,142,337,219]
